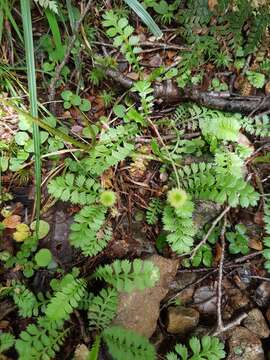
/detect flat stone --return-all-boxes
[193,200,222,229]
[113,255,179,338]
[254,282,270,307]
[229,287,249,311]
[166,306,199,334]
[243,308,270,339]
[265,306,270,322]
[227,326,265,360]
[169,273,198,292]
[175,286,195,305]
[193,285,217,317]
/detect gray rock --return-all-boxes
[243,308,270,339]
[191,324,212,338]
[254,281,270,307]
[174,286,195,305]
[229,287,249,311]
[193,200,222,229]
[169,272,198,292]
[265,305,270,322]
[193,285,217,317]
[227,326,265,360]
[113,255,179,338]
[166,306,199,334]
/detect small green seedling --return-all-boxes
[61,90,91,111]
[226,224,250,255]
[30,220,50,239]
[35,249,53,267]
[246,71,265,88]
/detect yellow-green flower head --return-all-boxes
[167,188,187,209]
[100,190,116,207]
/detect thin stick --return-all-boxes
[216,217,227,331]
[232,250,263,264]
[139,41,190,50]
[212,313,248,337]
[147,117,181,188]
[190,206,231,259]
[250,275,270,282]
[48,0,93,110]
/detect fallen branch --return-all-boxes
[105,69,270,115]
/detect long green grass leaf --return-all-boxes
[45,9,63,52]
[4,0,23,43]
[0,4,3,45]
[124,0,162,38]
[88,335,101,360]
[66,0,77,32]
[20,0,41,239]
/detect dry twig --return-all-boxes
[216,217,227,332]
[189,206,231,259]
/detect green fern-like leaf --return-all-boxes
[99,124,138,143]
[166,335,225,360]
[15,318,66,360]
[245,10,270,54]
[45,275,86,321]
[77,291,94,311]
[69,205,111,257]
[102,326,156,360]
[84,142,134,176]
[166,343,188,360]
[241,115,270,137]
[88,288,118,330]
[33,0,58,13]
[174,104,241,142]
[47,173,100,205]
[177,159,259,208]
[163,203,197,254]
[94,259,160,293]
[12,283,40,318]
[174,104,200,131]
[146,198,163,225]
[0,332,15,353]
[102,11,142,68]
[81,124,137,176]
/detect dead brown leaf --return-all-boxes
[248,238,263,251]
[2,215,21,229]
[208,0,218,11]
[254,211,265,226]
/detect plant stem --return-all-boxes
[20,0,41,239]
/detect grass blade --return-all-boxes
[3,0,23,43]
[88,335,101,360]
[0,4,3,45]
[124,0,162,38]
[45,9,63,53]
[20,0,41,238]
